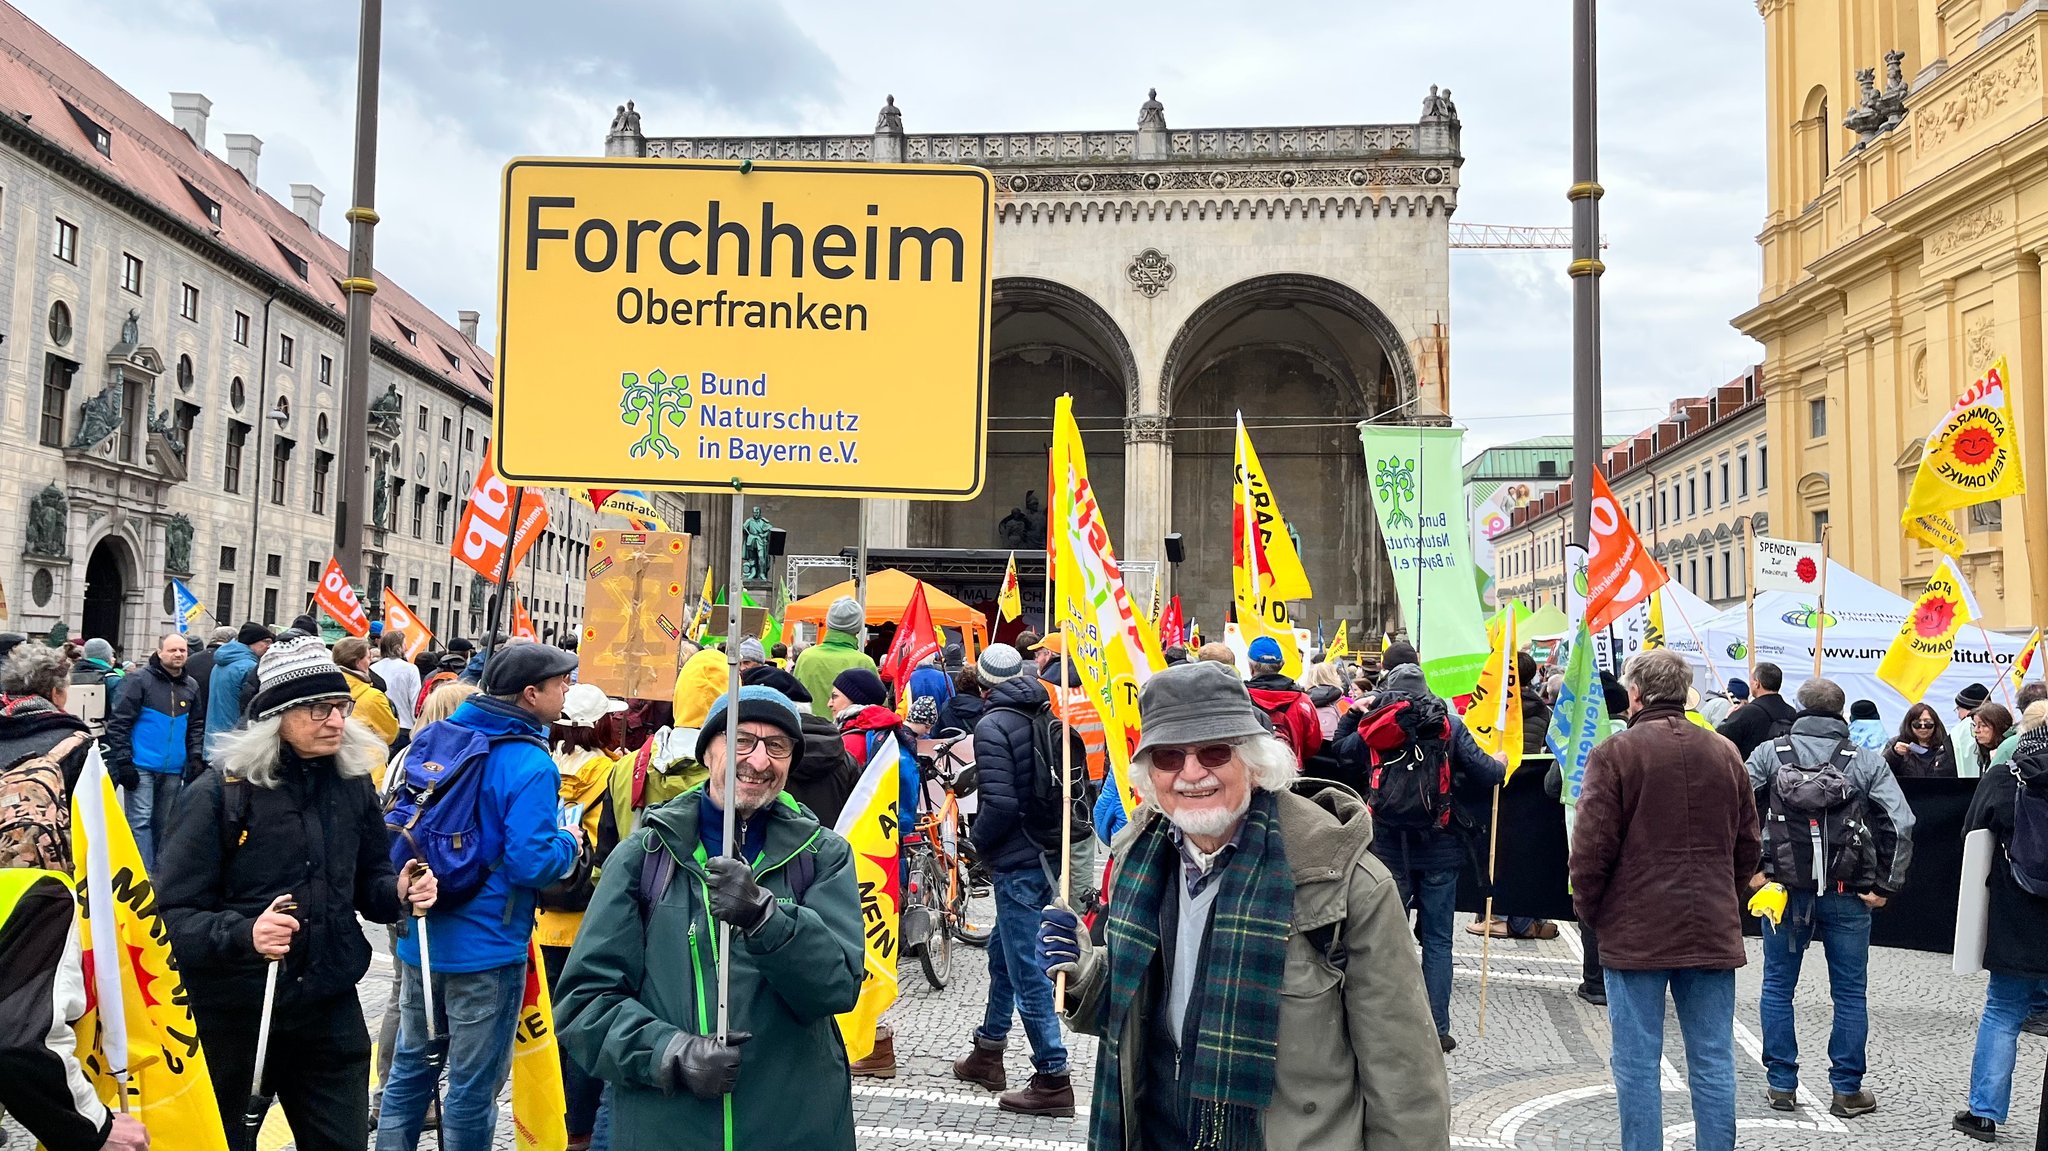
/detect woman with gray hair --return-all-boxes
[0,642,92,796]
[1041,660,1451,1149]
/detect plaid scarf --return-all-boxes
[1092,789,1294,1151]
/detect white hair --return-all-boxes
[1130,733,1299,803]
[213,713,381,789]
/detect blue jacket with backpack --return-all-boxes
[204,641,260,753]
[392,696,578,973]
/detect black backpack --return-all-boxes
[987,700,1093,853]
[1354,691,1456,831]
[1763,737,1875,892]
[2008,756,2048,898]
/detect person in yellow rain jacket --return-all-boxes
[604,645,727,842]
[334,635,399,765]
[540,682,628,1149]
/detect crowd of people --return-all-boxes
[1,598,2045,1150]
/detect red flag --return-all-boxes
[878,581,943,692]
[512,599,537,641]
[1160,594,1186,649]
[314,555,371,636]
[453,445,548,583]
[382,587,434,659]
[1583,468,1668,634]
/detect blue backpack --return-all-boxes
[382,720,544,907]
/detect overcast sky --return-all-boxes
[25,0,1766,457]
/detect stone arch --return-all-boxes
[79,527,142,656]
[1796,471,1831,500]
[991,277,1141,413]
[1156,273,1418,416]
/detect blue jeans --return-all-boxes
[978,865,1068,1074]
[1389,865,1459,1035]
[1604,967,1738,1151]
[1759,890,1870,1095]
[1967,972,2048,1121]
[590,1083,613,1151]
[123,771,182,871]
[375,961,525,1151]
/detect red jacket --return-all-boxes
[1245,674,1324,765]
[838,705,922,816]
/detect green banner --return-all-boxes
[1358,424,1490,696]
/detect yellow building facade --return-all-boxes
[1734,0,2048,629]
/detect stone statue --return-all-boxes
[1138,88,1166,131]
[609,104,628,135]
[26,484,67,557]
[120,308,139,349]
[1437,88,1458,123]
[1845,67,1886,149]
[1878,49,1910,131]
[741,506,775,582]
[69,380,122,449]
[876,95,903,134]
[1021,490,1047,545]
[997,504,1031,549]
[165,513,194,574]
[369,382,402,435]
[622,100,641,135]
[372,454,390,528]
[1423,85,1452,120]
[1287,520,1304,562]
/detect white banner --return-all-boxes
[1752,535,1826,595]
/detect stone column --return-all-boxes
[864,499,910,549]
[1999,248,2048,628]
[1123,415,1171,592]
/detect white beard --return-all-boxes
[1163,788,1252,840]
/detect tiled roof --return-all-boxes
[0,2,491,400]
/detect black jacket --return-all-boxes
[969,674,1051,872]
[103,654,204,786]
[1329,664,1503,872]
[1969,734,2048,979]
[1715,692,1796,758]
[0,695,92,795]
[935,693,986,739]
[187,642,225,718]
[157,743,404,1016]
[788,712,860,830]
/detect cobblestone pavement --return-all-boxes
[12,913,2040,1149]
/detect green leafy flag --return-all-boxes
[1544,618,1609,811]
[1357,424,1490,696]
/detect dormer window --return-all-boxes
[60,99,111,157]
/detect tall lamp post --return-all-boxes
[333,0,383,581]
[1569,0,1604,553]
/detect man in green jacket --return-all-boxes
[556,685,864,1151]
[792,597,876,719]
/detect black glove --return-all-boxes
[653,1030,751,1099]
[108,758,140,792]
[705,855,776,935]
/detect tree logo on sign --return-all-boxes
[619,370,692,459]
[1372,456,1417,531]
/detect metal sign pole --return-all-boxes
[717,485,744,1043]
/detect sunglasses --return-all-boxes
[300,699,356,723]
[1911,721,1937,730]
[1148,744,1235,774]
[733,732,797,760]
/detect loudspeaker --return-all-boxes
[1164,532,1185,563]
[682,509,703,536]
[768,528,788,557]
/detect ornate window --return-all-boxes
[48,301,72,345]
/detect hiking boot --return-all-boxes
[1953,1111,1997,1142]
[1764,1087,1798,1112]
[952,1035,1007,1092]
[998,1072,1075,1117]
[850,1025,896,1079]
[1829,1089,1877,1118]
[1438,1033,1457,1054]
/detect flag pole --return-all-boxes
[1811,525,1830,679]
[1478,782,1500,1036]
[717,483,744,1044]
[1744,516,1758,683]
[1053,621,1073,1014]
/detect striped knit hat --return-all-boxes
[251,636,352,720]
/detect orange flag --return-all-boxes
[512,599,538,642]
[314,555,371,636]
[878,580,942,695]
[453,446,549,583]
[1582,468,1667,634]
[381,587,434,659]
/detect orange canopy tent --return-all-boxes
[784,568,990,654]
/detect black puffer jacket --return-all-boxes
[935,692,986,739]
[1969,730,2048,979]
[157,730,404,1015]
[969,674,1050,872]
[789,712,859,829]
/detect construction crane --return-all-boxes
[1450,223,1608,250]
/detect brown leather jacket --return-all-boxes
[1568,702,1761,971]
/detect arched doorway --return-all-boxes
[1161,275,1417,633]
[82,536,134,652]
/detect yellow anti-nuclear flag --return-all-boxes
[1233,413,1311,678]
[1903,356,2027,555]
[1053,394,1164,818]
[1465,602,1524,778]
[1877,557,1979,702]
[1327,621,1350,661]
[510,939,568,1151]
[997,550,1023,622]
[831,733,902,1063]
[71,746,232,1151]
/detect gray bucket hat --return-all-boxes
[1132,661,1268,758]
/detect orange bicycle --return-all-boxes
[901,732,993,991]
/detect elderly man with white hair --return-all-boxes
[1039,660,1450,1150]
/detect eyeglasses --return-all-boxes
[300,699,356,723]
[1148,744,1236,774]
[733,732,797,760]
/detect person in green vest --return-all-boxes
[792,597,877,719]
